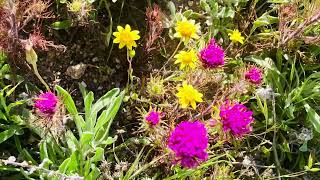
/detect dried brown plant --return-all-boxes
[144,4,164,54]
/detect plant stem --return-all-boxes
[160,40,182,71]
[31,63,50,92]
[271,93,281,180]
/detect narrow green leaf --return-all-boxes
[0,129,16,144]
[58,158,70,174]
[304,103,320,133]
[308,153,313,169]
[51,20,71,30]
[84,92,94,130]
[39,140,49,160]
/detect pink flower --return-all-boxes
[245,67,262,84]
[168,121,208,168]
[145,110,161,126]
[34,92,58,116]
[219,101,254,137]
[199,38,225,68]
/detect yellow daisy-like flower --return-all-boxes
[176,82,203,109]
[228,29,245,44]
[113,24,140,50]
[174,18,200,42]
[174,50,198,70]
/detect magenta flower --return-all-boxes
[219,101,254,137]
[168,121,208,168]
[245,67,262,84]
[199,38,225,68]
[34,92,58,116]
[145,110,161,126]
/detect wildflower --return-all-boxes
[113,24,140,50]
[245,67,262,84]
[256,87,274,100]
[228,29,245,44]
[147,75,165,97]
[168,121,208,168]
[34,92,58,116]
[176,82,203,109]
[199,38,225,68]
[174,17,200,42]
[297,128,313,143]
[145,110,161,126]
[174,50,198,70]
[219,101,254,137]
[68,0,83,12]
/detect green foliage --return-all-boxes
[41,85,125,179]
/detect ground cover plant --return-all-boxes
[1,0,320,179]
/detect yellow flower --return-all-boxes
[113,24,140,50]
[68,0,83,12]
[174,18,200,42]
[176,82,203,109]
[228,29,245,44]
[174,50,198,70]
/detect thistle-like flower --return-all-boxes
[245,67,263,84]
[199,38,225,68]
[34,92,58,116]
[145,110,161,126]
[219,101,254,137]
[168,121,209,168]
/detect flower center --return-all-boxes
[120,31,132,44]
[181,54,192,64]
[179,22,195,37]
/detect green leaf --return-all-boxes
[68,151,79,173]
[56,86,78,115]
[87,164,101,180]
[94,91,125,139]
[309,168,320,172]
[308,153,313,169]
[267,0,290,3]
[39,140,49,160]
[200,0,211,12]
[252,13,278,32]
[84,91,94,130]
[56,85,84,135]
[51,20,71,30]
[93,88,120,114]
[0,128,16,144]
[59,158,70,174]
[6,82,21,97]
[91,147,104,163]
[167,1,176,16]
[304,103,320,133]
[80,131,94,148]
[299,143,308,152]
[66,130,79,152]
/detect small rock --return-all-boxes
[66,63,88,79]
[92,57,99,62]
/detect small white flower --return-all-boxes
[256,87,274,100]
[242,155,252,167]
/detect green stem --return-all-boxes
[31,63,50,92]
[160,40,183,71]
[271,93,281,180]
